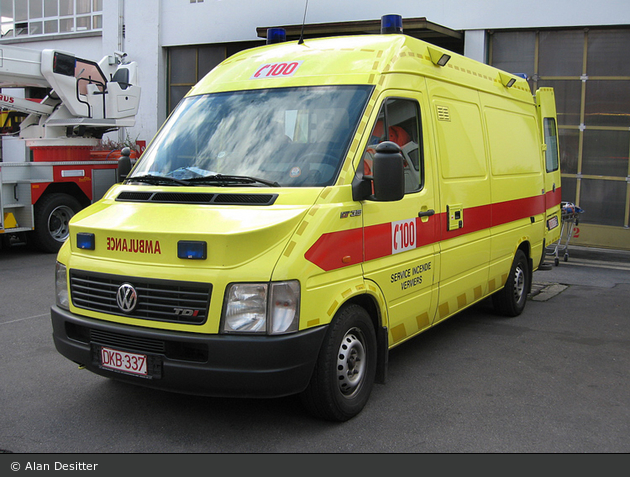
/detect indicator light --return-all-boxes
[428,46,451,67]
[76,233,95,250]
[178,241,207,260]
[499,71,516,88]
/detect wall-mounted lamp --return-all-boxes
[499,71,516,88]
[427,46,451,67]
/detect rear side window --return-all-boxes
[543,117,559,172]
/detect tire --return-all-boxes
[492,250,530,317]
[31,193,82,253]
[300,304,377,422]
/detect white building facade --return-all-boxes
[1,0,629,249]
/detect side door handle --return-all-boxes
[418,209,435,218]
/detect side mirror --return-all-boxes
[117,147,132,182]
[371,141,405,201]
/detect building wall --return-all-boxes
[102,1,166,144]
[160,0,630,46]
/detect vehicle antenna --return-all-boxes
[298,0,309,45]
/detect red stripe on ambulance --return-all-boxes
[305,193,548,271]
[545,187,562,210]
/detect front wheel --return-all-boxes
[300,304,377,422]
[31,193,82,253]
[492,249,530,317]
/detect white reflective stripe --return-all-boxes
[61,170,85,177]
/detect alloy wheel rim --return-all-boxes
[48,205,74,241]
[513,264,526,302]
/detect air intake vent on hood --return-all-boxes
[214,193,276,205]
[116,191,277,205]
[152,192,216,203]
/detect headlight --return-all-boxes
[55,262,69,310]
[269,281,300,334]
[223,283,267,333]
[222,281,300,335]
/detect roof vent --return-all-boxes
[437,105,451,121]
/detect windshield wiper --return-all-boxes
[186,174,280,187]
[126,173,280,187]
[126,174,191,186]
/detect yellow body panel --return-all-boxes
[58,33,559,368]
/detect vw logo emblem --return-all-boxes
[116,283,138,313]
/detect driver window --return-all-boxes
[363,98,422,193]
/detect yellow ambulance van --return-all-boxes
[51,15,562,421]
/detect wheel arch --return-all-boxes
[340,290,389,384]
[30,189,84,253]
[34,182,90,209]
[516,239,533,294]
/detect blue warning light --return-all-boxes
[267,28,286,44]
[381,14,403,34]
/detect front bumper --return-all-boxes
[51,305,327,398]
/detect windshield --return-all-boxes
[130,85,373,187]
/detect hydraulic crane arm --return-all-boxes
[0,45,140,141]
[0,94,54,116]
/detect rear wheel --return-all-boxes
[31,193,82,253]
[492,249,530,317]
[300,304,377,422]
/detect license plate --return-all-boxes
[100,346,148,376]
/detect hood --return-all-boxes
[69,188,316,268]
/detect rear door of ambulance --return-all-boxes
[537,87,562,246]
[361,90,440,347]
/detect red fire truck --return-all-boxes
[0,46,141,252]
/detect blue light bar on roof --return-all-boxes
[267,28,286,44]
[381,14,403,34]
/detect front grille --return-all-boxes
[90,328,166,353]
[65,322,209,363]
[70,270,211,325]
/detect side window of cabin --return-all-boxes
[543,117,559,172]
[364,98,423,193]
